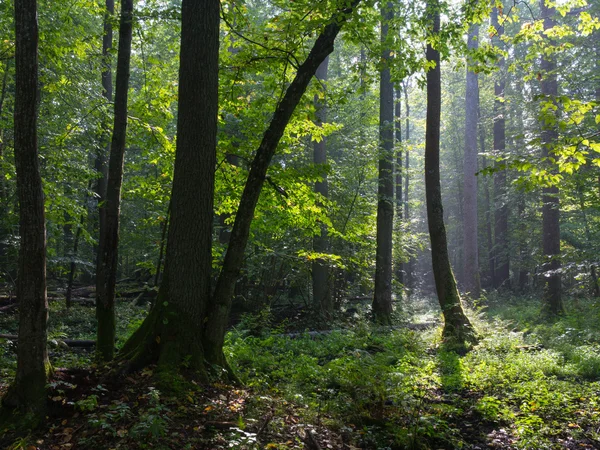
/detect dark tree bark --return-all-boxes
[312,57,332,317]
[491,7,509,289]
[1,0,50,416]
[463,25,480,299]
[120,0,220,377]
[94,0,114,256]
[425,0,475,344]
[373,1,395,324]
[120,0,361,375]
[96,0,134,362]
[539,0,563,316]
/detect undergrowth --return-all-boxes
[1,295,600,449]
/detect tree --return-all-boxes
[539,0,563,315]
[491,5,509,289]
[373,1,395,324]
[463,24,480,299]
[312,56,332,317]
[96,0,134,361]
[1,0,50,417]
[425,0,475,344]
[119,0,361,376]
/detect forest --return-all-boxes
[1,0,600,448]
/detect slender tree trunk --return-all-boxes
[394,84,404,286]
[373,1,395,324]
[491,7,510,289]
[96,0,134,362]
[312,56,332,317]
[0,59,9,203]
[403,80,412,291]
[2,0,50,416]
[463,25,480,299]
[479,107,495,289]
[425,0,475,345]
[94,0,114,259]
[539,0,563,316]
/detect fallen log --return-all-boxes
[0,334,99,348]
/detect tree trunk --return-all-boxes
[425,0,475,345]
[403,80,412,291]
[373,1,395,325]
[394,84,404,286]
[539,0,563,316]
[2,0,51,417]
[312,56,332,317]
[119,0,220,377]
[479,106,495,289]
[96,0,133,362]
[463,25,480,299]
[120,0,361,374]
[93,0,113,262]
[491,7,510,289]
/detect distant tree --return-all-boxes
[312,56,332,317]
[96,0,134,362]
[491,5,509,289]
[425,0,476,344]
[373,1,395,324]
[463,24,480,299]
[539,0,563,315]
[1,0,51,417]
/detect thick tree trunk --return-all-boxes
[425,0,475,345]
[491,7,510,289]
[119,0,220,377]
[96,0,133,362]
[203,0,361,366]
[2,0,51,416]
[373,1,395,325]
[312,57,332,317]
[463,25,480,299]
[479,107,495,289]
[539,0,563,316]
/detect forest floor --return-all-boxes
[1,292,600,449]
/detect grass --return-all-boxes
[1,294,600,448]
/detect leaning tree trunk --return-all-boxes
[463,25,480,299]
[120,0,362,375]
[491,6,510,289]
[373,1,395,325]
[96,0,134,362]
[2,0,51,417]
[312,56,333,317]
[539,0,563,316]
[425,0,476,345]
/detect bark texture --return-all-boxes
[463,25,480,299]
[491,7,509,289]
[540,0,563,315]
[373,1,395,324]
[425,0,475,344]
[2,0,51,416]
[96,0,134,362]
[312,57,332,317]
[119,0,220,376]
